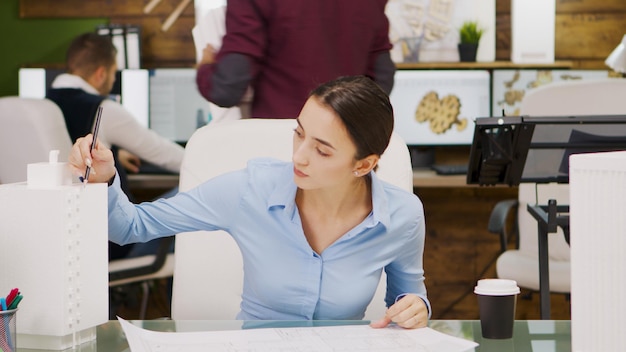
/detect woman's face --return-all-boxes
[292,97,359,190]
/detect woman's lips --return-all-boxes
[294,167,308,177]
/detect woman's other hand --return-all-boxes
[370,294,429,329]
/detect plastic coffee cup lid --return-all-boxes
[474,279,520,296]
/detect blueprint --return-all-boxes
[119,317,478,352]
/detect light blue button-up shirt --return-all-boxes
[108,158,430,320]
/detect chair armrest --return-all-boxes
[488,199,519,253]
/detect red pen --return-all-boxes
[6,288,19,307]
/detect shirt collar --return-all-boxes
[267,163,298,218]
[266,164,391,229]
[51,73,100,95]
[369,170,391,230]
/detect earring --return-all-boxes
[354,171,359,176]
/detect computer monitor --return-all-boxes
[389,70,491,167]
[467,115,626,186]
[19,68,57,99]
[18,68,150,129]
[148,68,213,143]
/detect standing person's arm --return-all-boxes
[368,0,396,95]
[196,0,265,107]
[98,100,184,173]
[371,52,396,95]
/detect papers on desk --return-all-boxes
[119,317,478,352]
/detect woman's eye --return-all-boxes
[317,149,330,157]
[293,128,303,137]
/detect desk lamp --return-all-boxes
[605,34,626,75]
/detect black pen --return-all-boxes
[83,106,103,185]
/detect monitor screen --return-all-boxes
[389,70,491,147]
[119,69,149,128]
[18,68,150,129]
[148,68,213,143]
[467,115,626,186]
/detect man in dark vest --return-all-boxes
[47,32,184,260]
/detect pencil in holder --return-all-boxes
[0,308,17,352]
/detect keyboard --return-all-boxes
[138,161,178,175]
[431,164,469,175]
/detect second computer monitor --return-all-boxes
[149,68,214,144]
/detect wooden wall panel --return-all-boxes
[495,14,511,61]
[497,0,626,15]
[496,0,510,14]
[109,16,196,67]
[20,0,194,18]
[494,0,626,67]
[555,13,626,60]
[556,0,626,13]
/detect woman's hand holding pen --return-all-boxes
[69,133,116,184]
[370,294,429,329]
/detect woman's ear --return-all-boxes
[354,154,380,176]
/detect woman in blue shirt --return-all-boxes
[69,75,430,329]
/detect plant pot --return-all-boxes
[458,43,478,62]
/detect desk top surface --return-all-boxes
[128,170,473,189]
[19,320,571,352]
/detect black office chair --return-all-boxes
[108,236,175,319]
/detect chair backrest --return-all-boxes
[517,78,626,261]
[520,78,626,116]
[0,97,73,184]
[171,119,413,320]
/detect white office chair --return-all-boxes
[491,79,626,304]
[171,119,413,320]
[0,96,73,184]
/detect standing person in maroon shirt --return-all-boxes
[196,0,395,119]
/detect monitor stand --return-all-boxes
[409,147,435,169]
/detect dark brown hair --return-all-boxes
[66,32,117,76]
[310,75,394,160]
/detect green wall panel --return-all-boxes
[0,0,106,97]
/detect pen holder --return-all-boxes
[0,309,17,352]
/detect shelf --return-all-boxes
[396,61,575,70]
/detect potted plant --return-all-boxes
[458,20,484,62]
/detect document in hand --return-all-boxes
[192,5,226,63]
[191,5,253,122]
[119,317,478,352]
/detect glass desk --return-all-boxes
[18,320,571,352]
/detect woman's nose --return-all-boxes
[292,141,309,165]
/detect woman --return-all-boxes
[69,75,430,328]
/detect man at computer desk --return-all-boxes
[47,32,184,261]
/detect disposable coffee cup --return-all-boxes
[474,279,520,339]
